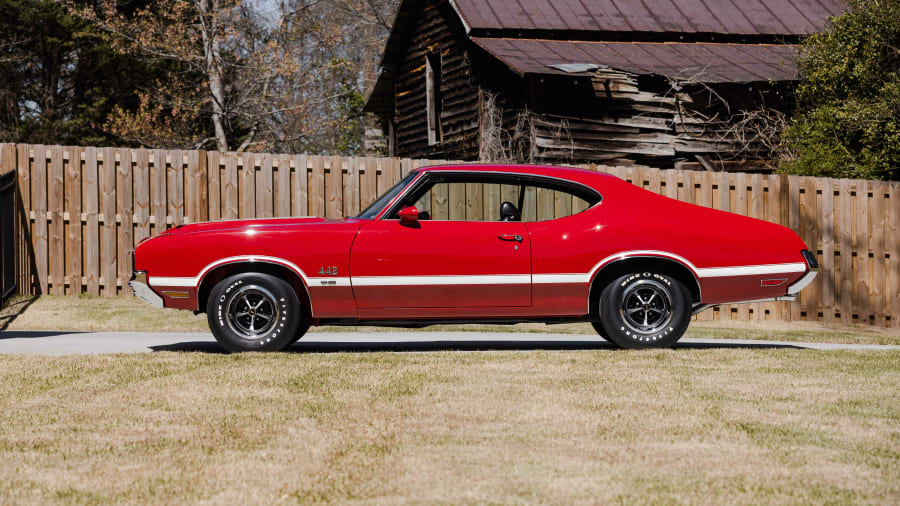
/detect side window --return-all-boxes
[393,176,597,222]
[412,182,516,221]
[523,187,593,222]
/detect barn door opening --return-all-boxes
[425,52,442,145]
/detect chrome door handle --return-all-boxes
[498,234,523,242]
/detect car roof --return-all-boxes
[414,163,624,192]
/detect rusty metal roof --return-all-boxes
[472,38,801,82]
[451,0,842,36]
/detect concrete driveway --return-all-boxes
[1,330,898,355]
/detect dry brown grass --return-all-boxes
[2,295,899,345]
[0,349,897,504]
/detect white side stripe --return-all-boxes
[532,274,589,284]
[149,262,808,288]
[150,276,198,287]
[352,274,531,286]
[695,263,807,278]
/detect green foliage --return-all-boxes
[335,83,367,155]
[781,0,900,180]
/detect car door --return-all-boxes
[349,174,532,310]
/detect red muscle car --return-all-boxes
[130,164,817,351]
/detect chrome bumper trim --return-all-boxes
[129,272,163,308]
[787,269,817,295]
[692,295,796,312]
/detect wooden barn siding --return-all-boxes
[524,74,784,168]
[5,142,899,328]
[392,0,480,159]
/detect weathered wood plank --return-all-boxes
[117,148,134,296]
[838,179,852,325]
[431,180,448,220]
[257,153,274,218]
[871,181,886,325]
[207,150,221,221]
[273,153,290,217]
[344,157,360,217]
[134,149,151,243]
[222,153,238,220]
[238,153,255,219]
[820,178,834,323]
[65,146,83,295]
[449,182,466,220]
[465,182,483,221]
[664,169,678,200]
[31,145,48,295]
[100,147,117,296]
[326,156,343,218]
[168,149,185,226]
[83,147,100,296]
[855,180,869,322]
[151,149,167,234]
[802,178,818,320]
[294,154,308,217]
[309,155,325,217]
[889,183,900,328]
[362,157,377,212]
[48,146,64,295]
[197,150,208,222]
[185,150,202,223]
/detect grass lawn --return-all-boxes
[0,349,897,504]
[2,294,899,345]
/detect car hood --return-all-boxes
[164,216,366,236]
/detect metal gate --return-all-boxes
[0,170,15,306]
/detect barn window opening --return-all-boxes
[426,53,442,145]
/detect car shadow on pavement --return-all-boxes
[0,330,87,339]
[150,339,803,353]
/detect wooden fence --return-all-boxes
[1,142,898,328]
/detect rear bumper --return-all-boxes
[129,271,163,308]
[787,249,818,295]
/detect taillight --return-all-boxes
[801,250,818,269]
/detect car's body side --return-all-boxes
[132,164,815,325]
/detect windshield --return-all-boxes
[356,172,418,219]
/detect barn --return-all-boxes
[364,0,844,171]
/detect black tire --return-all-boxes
[596,271,691,349]
[287,321,311,346]
[206,272,302,352]
[590,321,610,342]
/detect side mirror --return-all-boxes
[398,206,420,225]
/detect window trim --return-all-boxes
[379,170,603,222]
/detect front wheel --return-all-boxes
[206,273,302,352]
[595,272,691,349]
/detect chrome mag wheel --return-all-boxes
[619,279,673,335]
[226,285,280,339]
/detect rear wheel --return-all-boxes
[206,273,302,352]
[595,271,691,348]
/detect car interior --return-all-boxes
[387,172,601,222]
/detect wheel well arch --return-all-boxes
[196,261,313,318]
[588,257,701,319]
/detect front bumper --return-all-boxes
[129,271,163,308]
